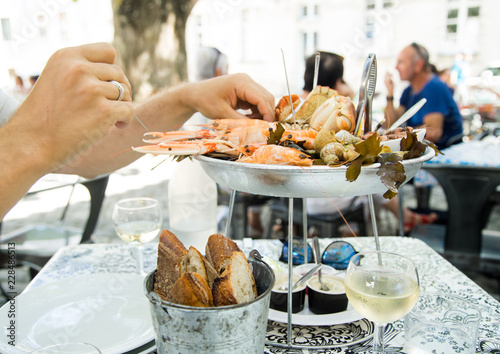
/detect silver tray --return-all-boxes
[195,148,435,198]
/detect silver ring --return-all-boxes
[110,80,124,101]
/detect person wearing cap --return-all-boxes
[384,43,463,150]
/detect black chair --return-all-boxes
[264,197,367,238]
[0,174,109,279]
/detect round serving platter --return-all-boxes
[195,147,435,198]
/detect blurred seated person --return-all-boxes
[196,47,228,81]
[302,51,437,235]
[384,43,463,150]
[28,75,39,92]
[301,51,355,100]
[0,43,275,220]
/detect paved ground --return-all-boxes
[1,155,499,303]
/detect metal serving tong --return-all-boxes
[354,53,377,136]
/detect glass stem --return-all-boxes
[136,244,144,275]
[372,323,386,354]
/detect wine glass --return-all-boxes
[112,197,162,275]
[344,251,420,353]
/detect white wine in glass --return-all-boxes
[344,251,420,353]
[112,197,162,275]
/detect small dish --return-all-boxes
[270,272,307,313]
[295,263,338,276]
[307,274,348,314]
[380,128,426,152]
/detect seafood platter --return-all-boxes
[133,85,437,199]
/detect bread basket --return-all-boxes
[144,250,275,353]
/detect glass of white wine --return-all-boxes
[112,197,162,275]
[344,251,420,353]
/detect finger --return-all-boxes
[91,63,126,81]
[106,81,132,102]
[79,42,116,64]
[112,102,134,128]
[237,86,275,122]
[89,63,132,97]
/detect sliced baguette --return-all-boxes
[184,246,218,288]
[212,251,258,306]
[154,230,188,300]
[205,233,242,275]
[167,272,214,307]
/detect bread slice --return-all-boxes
[205,234,242,275]
[212,251,258,306]
[154,230,188,300]
[184,246,218,288]
[167,272,214,307]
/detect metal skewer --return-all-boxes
[280,49,297,128]
[133,114,149,132]
[313,52,321,89]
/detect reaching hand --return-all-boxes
[11,42,134,169]
[189,73,276,122]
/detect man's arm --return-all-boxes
[57,73,276,178]
[422,112,444,143]
[0,43,133,220]
[383,72,405,129]
[384,98,406,129]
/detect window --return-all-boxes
[1,18,11,41]
[302,6,307,17]
[38,14,47,38]
[468,6,480,17]
[383,1,393,8]
[447,24,458,34]
[59,12,68,41]
[448,9,459,19]
[366,0,375,10]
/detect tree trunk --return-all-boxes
[111,0,197,101]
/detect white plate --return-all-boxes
[268,296,363,326]
[0,274,154,354]
[380,128,426,152]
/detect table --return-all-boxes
[19,236,500,353]
[422,138,500,256]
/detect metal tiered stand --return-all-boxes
[195,146,434,349]
[196,53,434,349]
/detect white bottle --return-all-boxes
[168,158,218,252]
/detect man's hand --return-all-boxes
[10,42,134,170]
[188,73,276,122]
[384,72,394,96]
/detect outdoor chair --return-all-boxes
[0,174,109,286]
[264,197,368,239]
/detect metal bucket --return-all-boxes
[144,251,275,354]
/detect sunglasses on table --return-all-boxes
[280,238,357,270]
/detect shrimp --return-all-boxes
[198,118,272,131]
[132,139,240,156]
[142,130,218,144]
[237,145,313,166]
[274,129,318,150]
[141,123,269,146]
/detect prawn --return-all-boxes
[237,145,313,166]
[132,139,241,156]
[197,118,272,131]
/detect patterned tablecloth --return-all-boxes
[425,136,500,168]
[25,237,500,353]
